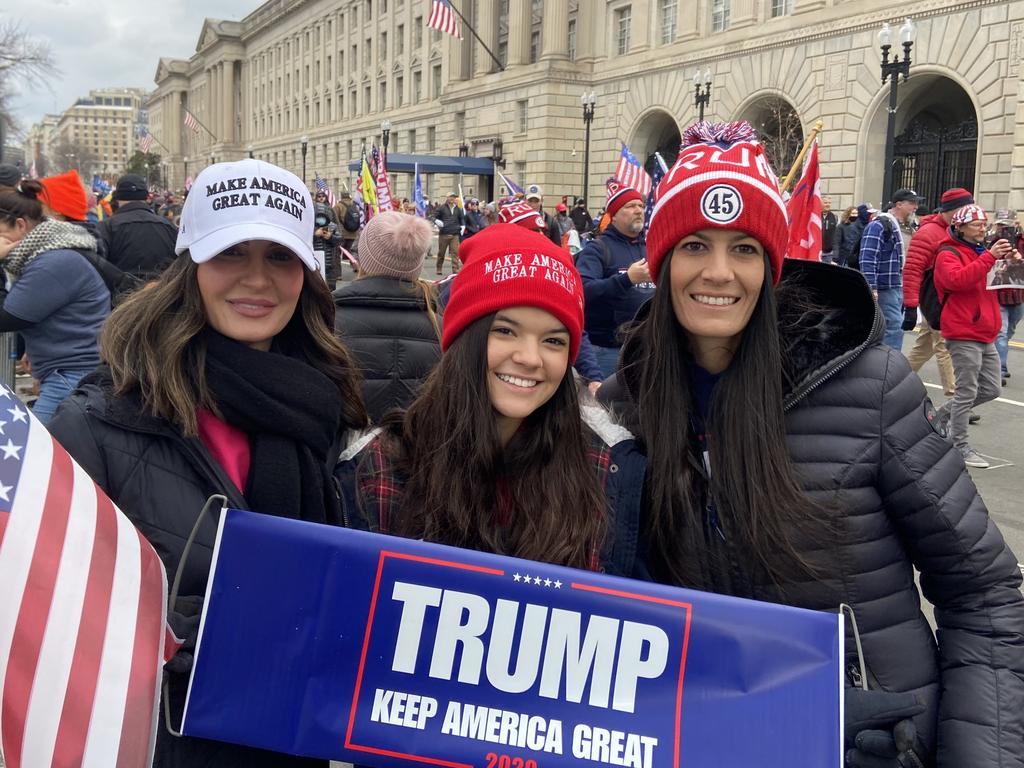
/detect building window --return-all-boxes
[379,81,387,109]
[351,88,358,116]
[380,0,387,12]
[517,99,528,128]
[397,25,404,55]
[380,32,387,59]
[364,85,371,113]
[454,111,465,141]
[568,19,577,60]
[396,75,404,106]
[658,0,678,43]
[711,0,730,31]
[427,126,436,150]
[365,38,372,67]
[412,70,422,102]
[615,6,631,55]
[408,128,416,152]
[771,0,793,16]
[529,31,540,62]
[431,64,442,98]
[414,18,423,48]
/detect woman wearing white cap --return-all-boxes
[50,159,367,767]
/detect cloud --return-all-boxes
[6,0,255,131]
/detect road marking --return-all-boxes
[1011,340,1024,350]
[921,381,1024,408]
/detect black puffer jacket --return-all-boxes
[95,201,178,281]
[49,369,329,768]
[333,276,441,422]
[600,260,1024,766]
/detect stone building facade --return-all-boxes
[148,0,1024,215]
[51,88,148,178]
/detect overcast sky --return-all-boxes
[5,0,257,131]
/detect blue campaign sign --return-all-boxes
[181,509,842,767]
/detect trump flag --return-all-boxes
[181,508,844,767]
[786,140,823,261]
[0,386,173,767]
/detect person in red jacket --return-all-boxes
[903,188,974,396]
[934,205,1018,467]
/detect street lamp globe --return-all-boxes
[899,18,916,44]
[878,22,892,47]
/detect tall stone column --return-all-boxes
[223,61,234,143]
[208,68,218,152]
[574,4,597,63]
[507,0,531,66]
[540,0,569,60]
[474,0,498,76]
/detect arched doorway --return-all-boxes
[737,96,804,178]
[860,72,979,208]
[892,82,977,211]
[630,110,681,177]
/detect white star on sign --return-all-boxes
[513,573,521,582]
[533,576,542,585]
[0,388,10,399]
[544,578,552,587]
[522,573,531,583]
[8,407,26,423]
[1,440,21,460]
[554,580,562,589]
[0,420,8,435]
[0,482,11,501]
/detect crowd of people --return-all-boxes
[0,118,1022,768]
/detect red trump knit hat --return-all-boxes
[605,178,645,219]
[39,170,88,222]
[499,200,546,231]
[441,224,584,361]
[952,204,986,226]
[646,121,789,286]
[939,187,974,212]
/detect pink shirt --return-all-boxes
[197,409,251,494]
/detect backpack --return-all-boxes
[919,245,963,331]
[342,203,361,232]
[74,248,144,304]
[849,216,893,271]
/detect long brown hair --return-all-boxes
[101,255,368,435]
[381,314,606,569]
[628,255,829,596]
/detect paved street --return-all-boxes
[909,335,1024,569]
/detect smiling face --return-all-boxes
[668,228,767,373]
[197,239,306,351]
[486,306,571,445]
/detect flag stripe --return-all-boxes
[427,0,462,38]
[50,479,116,768]
[115,529,166,768]
[80,508,142,768]
[2,448,74,768]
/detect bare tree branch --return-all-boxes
[750,98,804,179]
[0,20,58,141]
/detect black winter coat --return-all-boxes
[95,201,178,281]
[599,260,1024,767]
[49,370,330,768]
[333,276,441,422]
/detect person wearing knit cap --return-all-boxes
[342,222,645,578]
[575,177,653,377]
[598,120,1024,768]
[903,186,977,398]
[0,164,21,191]
[498,200,546,231]
[334,211,442,421]
[39,169,90,226]
[931,205,1020,468]
[95,172,177,284]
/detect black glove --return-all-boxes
[901,306,918,331]
[845,687,927,767]
[165,594,204,676]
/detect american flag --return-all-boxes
[314,173,337,206]
[0,386,174,767]
[785,140,823,261]
[644,151,669,234]
[183,110,201,134]
[137,132,155,154]
[615,142,653,197]
[427,0,462,39]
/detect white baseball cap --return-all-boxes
[175,159,318,271]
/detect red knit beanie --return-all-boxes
[605,178,645,219]
[939,187,974,213]
[442,224,584,361]
[646,121,789,286]
[499,200,545,231]
[39,170,88,222]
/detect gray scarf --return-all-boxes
[4,219,96,281]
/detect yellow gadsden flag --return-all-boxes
[360,157,379,215]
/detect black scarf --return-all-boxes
[202,330,343,525]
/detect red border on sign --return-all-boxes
[571,581,693,768]
[344,551,503,767]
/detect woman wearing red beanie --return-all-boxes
[341,223,644,576]
[598,121,1023,767]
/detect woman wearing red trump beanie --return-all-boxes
[599,121,1023,767]
[345,223,644,576]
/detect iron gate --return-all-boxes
[893,116,978,211]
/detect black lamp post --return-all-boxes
[581,92,596,204]
[694,68,712,122]
[489,138,504,201]
[380,120,391,165]
[247,144,254,159]
[300,134,309,184]
[458,141,469,157]
[879,18,916,207]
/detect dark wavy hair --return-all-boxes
[380,313,607,569]
[101,255,368,435]
[0,179,45,225]
[627,254,830,596]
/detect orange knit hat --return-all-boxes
[40,170,88,221]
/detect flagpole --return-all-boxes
[780,119,824,194]
[142,133,172,155]
[447,1,505,72]
[185,110,220,143]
